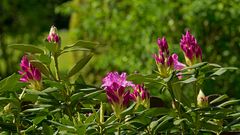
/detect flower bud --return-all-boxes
[19,55,42,90]
[47,26,60,44]
[180,31,202,66]
[130,84,150,108]
[197,90,208,108]
[154,37,185,78]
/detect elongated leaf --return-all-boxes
[210,95,228,105]
[68,54,93,77]
[154,116,173,133]
[42,87,58,93]
[83,90,104,99]
[33,116,46,125]
[218,99,240,107]
[121,103,136,117]
[180,76,197,83]
[71,92,84,102]
[30,60,50,77]
[64,40,99,50]
[200,121,221,134]
[173,118,188,125]
[0,73,23,92]
[23,107,45,113]
[9,44,44,54]
[210,68,227,76]
[127,74,160,84]
[61,48,91,55]
[25,89,47,96]
[182,62,208,70]
[142,108,169,117]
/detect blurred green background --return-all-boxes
[0,0,240,98]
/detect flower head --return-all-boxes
[154,37,175,77]
[102,72,133,118]
[180,31,202,66]
[130,84,150,108]
[19,55,42,90]
[47,25,60,44]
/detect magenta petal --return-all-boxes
[106,90,119,103]
[26,71,33,80]
[123,91,131,106]
[172,54,186,70]
[33,68,41,81]
[20,75,28,82]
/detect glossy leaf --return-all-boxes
[68,54,93,77]
[9,44,44,54]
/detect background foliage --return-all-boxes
[1,0,240,98]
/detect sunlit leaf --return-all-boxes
[68,54,93,77]
[9,44,44,54]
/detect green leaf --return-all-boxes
[210,95,228,105]
[63,40,99,50]
[68,54,93,77]
[9,44,44,54]
[127,74,160,84]
[180,76,197,83]
[33,116,46,125]
[173,118,188,125]
[0,73,23,92]
[153,116,173,133]
[70,92,84,102]
[30,60,50,77]
[182,62,208,70]
[142,108,169,117]
[36,54,52,65]
[200,121,221,134]
[42,87,58,93]
[25,89,47,96]
[210,68,227,76]
[218,99,240,107]
[23,108,45,113]
[83,90,104,99]
[120,103,136,117]
[85,113,96,124]
[231,124,240,130]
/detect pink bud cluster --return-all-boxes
[153,37,186,77]
[19,56,41,82]
[102,72,150,117]
[18,56,42,90]
[130,84,150,108]
[180,31,202,66]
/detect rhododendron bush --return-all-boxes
[0,26,239,134]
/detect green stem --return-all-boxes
[53,55,61,81]
[193,82,199,135]
[167,82,185,135]
[47,65,57,81]
[118,118,121,135]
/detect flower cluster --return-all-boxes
[180,31,202,66]
[154,31,202,78]
[130,84,150,108]
[102,72,150,117]
[154,37,185,78]
[19,56,42,90]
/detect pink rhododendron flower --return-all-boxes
[102,72,133,118]
[180,31,202,66]
[19,55,42,90]
[130,84,150,108]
